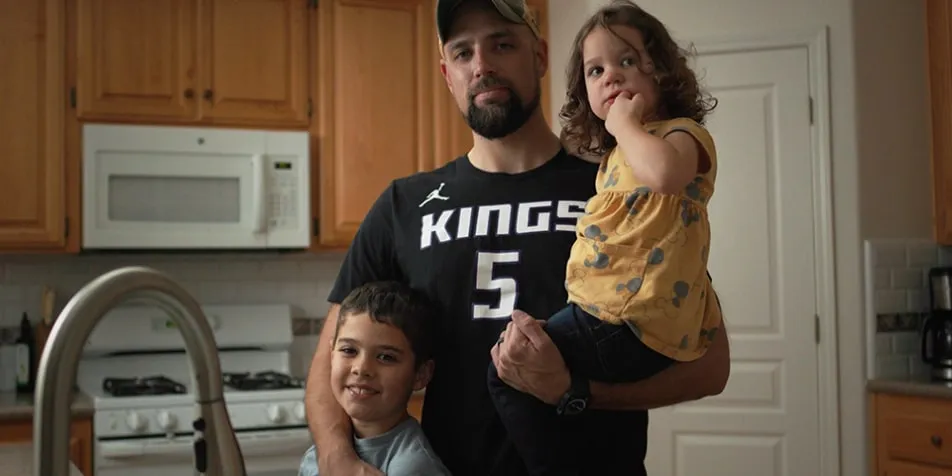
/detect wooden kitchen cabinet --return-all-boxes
[408,392,424,422]
[0,0,552,253]
[0,0,69,252]
[313,0,439,247]
[315,0,552,247]
[73,0,310,128]
[0,416,93,476]
[869,392,952,475]
[927,0,952,245]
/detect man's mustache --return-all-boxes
[468,77,514,99]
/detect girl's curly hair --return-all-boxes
[559,0,717,159]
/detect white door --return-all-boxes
[644,46,821,475]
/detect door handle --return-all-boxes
[251,154,268,234]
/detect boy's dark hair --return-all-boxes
[335,281,437,368]
[559,0,718,159]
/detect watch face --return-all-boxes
[565,398,587,415]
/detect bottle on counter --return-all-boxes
[0,328,17,392]
[14,312,34,394]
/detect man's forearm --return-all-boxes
[305,305,356,465]
[588,321,731,411]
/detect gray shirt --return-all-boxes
[299,417,452,476]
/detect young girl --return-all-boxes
[487,1,724,474]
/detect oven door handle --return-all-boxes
[98,429,311,459]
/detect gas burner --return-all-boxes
[223,371,304,391]
[102,376,187,397]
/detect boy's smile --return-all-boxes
[330,312,432,438]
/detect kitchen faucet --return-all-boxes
[32,266,247,476]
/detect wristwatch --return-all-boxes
[555,371,590,416]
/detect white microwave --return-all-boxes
[82,123,311,250]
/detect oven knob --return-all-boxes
[266,404,286,423]
[294,402,306,421]
[157,411,178,431]
[126,412,146,432]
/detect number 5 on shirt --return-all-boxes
[473,251,520,319]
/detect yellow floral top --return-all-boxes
[564,117,723,362]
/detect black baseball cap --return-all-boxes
[436,0,541,49]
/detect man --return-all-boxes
[304,1,731,475]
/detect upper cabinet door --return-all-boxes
[71,0,309,127]
[201,0,310,127]
[0,0,67,250]
[314,0,435,247]
[75,0,199,121]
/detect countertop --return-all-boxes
[0,391,94,421]
[867,376,952,400]
[0,442,82,475]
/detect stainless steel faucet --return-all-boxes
[32,266,247,476]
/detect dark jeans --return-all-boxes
[487,303,675,476]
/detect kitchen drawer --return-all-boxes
[881,459,952,476]
[874,393,952,470]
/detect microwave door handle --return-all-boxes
[251,154,268,233]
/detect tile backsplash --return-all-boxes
[0,252,345,334]
[864,239,952,380]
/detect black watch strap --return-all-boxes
[556,371,590,416]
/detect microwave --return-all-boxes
[82,123,311,250]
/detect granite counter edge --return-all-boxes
[867,378,952,400]
[0,392,95,421]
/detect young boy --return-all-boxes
[298,281,452,476]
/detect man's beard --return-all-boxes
[464,80,541,139]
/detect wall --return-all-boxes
[864,240,949,380]
[855,0,932,240]
[0,253,344,334]
[543,1,934,475]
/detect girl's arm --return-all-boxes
[614,119,702,195]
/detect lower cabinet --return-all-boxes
[0,416,93,476]
[869,392,952,475]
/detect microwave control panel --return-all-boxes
[268,160,299,230]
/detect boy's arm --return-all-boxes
[305,305,382,476]
[587,318,730,410]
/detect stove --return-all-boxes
[76,303,313,476]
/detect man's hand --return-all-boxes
[490,310,570,405]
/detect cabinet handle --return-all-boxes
[184,89,194,99]
[203,89,213,101]
[932,435,943,448]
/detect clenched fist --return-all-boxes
[605,91,646,137]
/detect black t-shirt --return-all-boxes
[328,150,644,476]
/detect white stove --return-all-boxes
[76,303,312,475]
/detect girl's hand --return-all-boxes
[605,92,646,137]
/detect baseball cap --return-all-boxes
[436,0,541,48]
